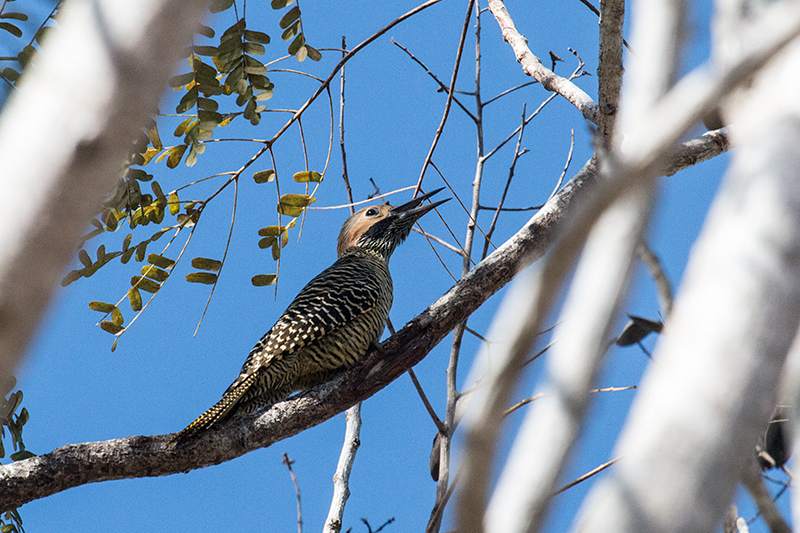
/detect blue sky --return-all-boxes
[7,0,788,531]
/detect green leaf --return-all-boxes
[173,117,195,137]
[19,406,29,425]
[141,265,169,282]
[305,45,322,62]
[253,169,275,183]
[293,171,322,182]
[100,321,124,335]
[279,6,301,29]
[287,33,306,55]
[147,254,176,269]
[166,145,188,168]
[243,56,267,75]
[279,193,316,208]
[186,272,218,285]
[1,67,20,82]
[131,276,161,294]
[191,257,223,272]
[258,236,276,249]
[281,21,301,42]
[209,0,234,13]
[168,192,180,215]
[88,301,116,313]
[61,269,83,286]
[220,20,245,42]
[0,22,22,38]
[10,450,35,461]
[197,24,215,38]
[258,225,288,236]
[0,12,28,21]
[244,30,271,44]
[168,72,194,87]
[197,97,219,112]
[272,240,281,260]
[252,274,278,286]
[128,287,143,312]
[111,306,124,326]
[243,42,265,56]
[78,249,92,267]
[271,0,295,9]
[151,181,168,205]
[176,87,198,113]
[193,45,218,56]
[135,241,148,262]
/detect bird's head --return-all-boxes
[337,188,449,260]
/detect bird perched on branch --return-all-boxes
[168,188,448,445]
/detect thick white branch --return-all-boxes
[573,34,800,533]
[0,0,208,381]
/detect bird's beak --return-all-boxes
[391,187,449,219]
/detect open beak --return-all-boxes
[391,187,449,220]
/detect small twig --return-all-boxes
[392,39,478,123]
[409,368,445,432]
[504,386,636,417]
[308,187,417,210]
[573,0,633,52]
[339,37,354,214]
[414,0,477,194]
[481,104,528,260]
[552,456,622,496]
[282,453,303,533]
[636,241,674,317]
[547,129,574,203]
[483,81,538,106]
[411,227,464,256]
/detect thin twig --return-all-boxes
[636,241,674,317]
[339,37,354,214]
[551,456,622,496]
[547,130,574,203]
[391,38,478,123]
[415,0,477,194]
[282,453,303,533]
[427,3,480,532]
[481,104,528,260]
[411,227,464,256]
[504,386,636,417]
[409,369,445,432]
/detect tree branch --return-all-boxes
[488,0,599,123]
[0,131,727,513]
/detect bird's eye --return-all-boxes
[365,208,379,217]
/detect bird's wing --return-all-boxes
[226,254,387,390]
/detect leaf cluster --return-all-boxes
[0,377,33,533]
[0,0,60,94]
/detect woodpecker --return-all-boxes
[168,188,448,444]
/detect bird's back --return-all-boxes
[231,248,393,413]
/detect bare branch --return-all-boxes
[0,129,728,511]
[487,0,599,122]
[282,454,303,533]
[323,404,362,533]
[596,0,625,143]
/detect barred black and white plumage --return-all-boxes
[168,188,447,445]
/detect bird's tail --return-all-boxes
[166,372,259,446]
